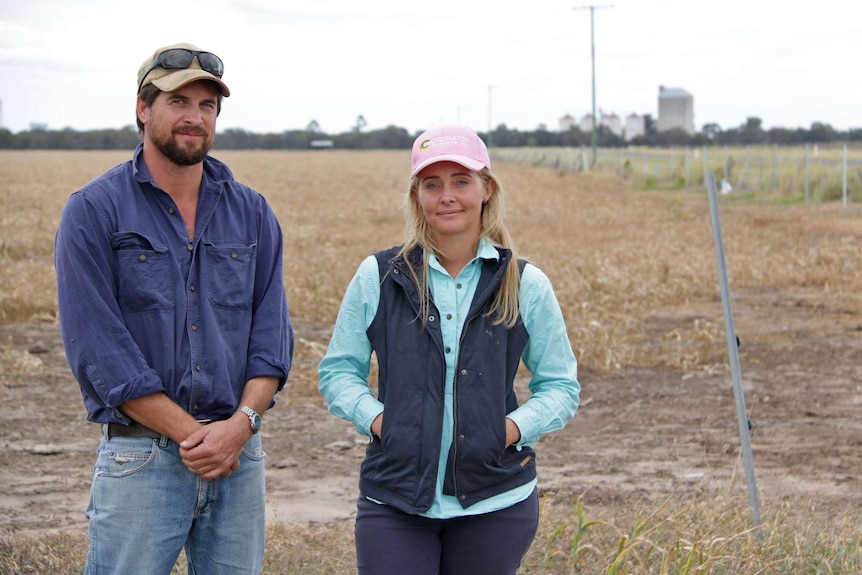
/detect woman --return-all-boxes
[318,125,580,575]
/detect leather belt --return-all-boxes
[106,421,162,439]
[106,418,219,439]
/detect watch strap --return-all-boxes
[237,405,261,433]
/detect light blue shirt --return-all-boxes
[319,238,580,518]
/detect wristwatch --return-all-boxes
[237,406,261,434]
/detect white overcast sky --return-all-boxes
[0,0,858,135]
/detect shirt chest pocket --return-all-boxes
[202,241,257,309]
[112,232,173,314]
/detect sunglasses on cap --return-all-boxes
[138,48,225,92]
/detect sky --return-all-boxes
[0,0,858,135]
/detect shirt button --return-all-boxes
[195,364,201,371]
[446,314,452,320]
[460,369,467,375]
[187,244,193,251]
[231,251,238,259]
[168,207,175,214]
[456,283,462,289]
[190,285,196,292]
[428,315,435,322]
[191,324,198,331]
[445,347,451,353]
[138,254,147,262]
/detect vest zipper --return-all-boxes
[449,315,472,501]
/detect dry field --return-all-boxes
[1,149,861,573]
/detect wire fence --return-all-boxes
[493,143,862,205]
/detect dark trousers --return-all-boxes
[355,488,539,575]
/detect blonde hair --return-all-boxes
[398,167,522,328]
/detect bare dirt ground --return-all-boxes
[1,284,860,539]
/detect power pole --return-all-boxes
[573,4,612,167]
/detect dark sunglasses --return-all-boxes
[138,49,224,92]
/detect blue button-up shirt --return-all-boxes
[55,144,293,424]
[319,238,579,518]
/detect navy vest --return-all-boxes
[360,245,535,514]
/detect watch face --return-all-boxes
[240,406,262,433]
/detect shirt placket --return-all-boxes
[185,184,218,418]
[186,239,207,417]
[429,258,481,507]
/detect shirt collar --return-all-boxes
[476,237,500,262]
[131,142,235,187]
[427,237,500,275]
[131,143,152,183]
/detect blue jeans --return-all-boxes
[355,488,539,575]
[84,430,266,575]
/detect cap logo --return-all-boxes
[419,135,470,153]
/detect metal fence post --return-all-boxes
[684,147,691,189]
[772,144,778,194]
[705,173,764,540]
[670,146,675,186]
[843,143,848,207]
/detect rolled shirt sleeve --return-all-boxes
[55,188,168,422]
[244,199,293,390]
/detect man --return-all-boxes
[54,43,293,574]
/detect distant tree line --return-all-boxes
[1,116,859,150]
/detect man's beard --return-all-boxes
[153,128,213,166]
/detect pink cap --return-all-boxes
[410,125,491,179]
